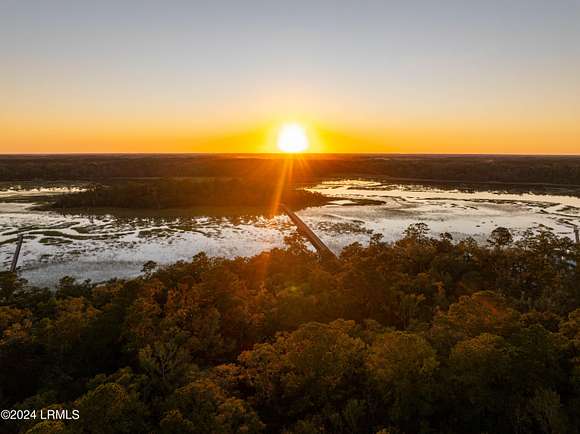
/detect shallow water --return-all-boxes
[1,180,578,287]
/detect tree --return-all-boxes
[365,331,438,431]
[238,320,365,424]
[448,333,514,431]
[430,291,521,353]
[488,227,513,249]
[161,378,264,434]
[73,383,149,433]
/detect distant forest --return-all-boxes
[2,155,580,187]
[1,226,579,433]
[49,179,328,211]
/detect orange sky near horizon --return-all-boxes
[2,116,579,155]
[1,1,579,155]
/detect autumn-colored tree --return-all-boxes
[0,226,579,433]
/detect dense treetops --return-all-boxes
[49,179,328,211]
[1,225,579,433]
[2,155,580,187]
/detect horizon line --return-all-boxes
[1,152,580,158]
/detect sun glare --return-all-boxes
[277,123,309,153]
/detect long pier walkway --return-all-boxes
[280,204,337,259]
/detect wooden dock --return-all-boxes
[10,234,24,273]
[280,204,337,259]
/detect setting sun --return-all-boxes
[277,123,309,153]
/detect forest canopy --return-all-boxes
[48,179,329,211]
[2,155,580,188]
[1,225,579,433]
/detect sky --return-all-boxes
[1,0,579,154]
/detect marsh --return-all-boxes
[1,178,578,287]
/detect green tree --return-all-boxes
[73,383,149,434]
[365,331,439,432]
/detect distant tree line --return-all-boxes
[49,179,328,211]
[1,225,579,433]
[2,155,580,187]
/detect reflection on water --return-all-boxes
[1,180,578,287]
[309,179,580,208]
